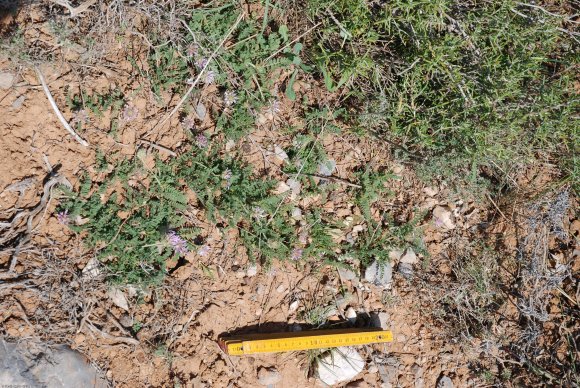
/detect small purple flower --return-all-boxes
[290,248,303,261]
[121,103,139,122]
[222,169,233,189]
[196,133,208,148]
[224,90,237,107]
[71,109,89,126]
[181,116,195,130]
[167,231,189,256]
[267,99,281,116]
[197,245,211,257]
[56,209,70,225]
[202,69,216,85]
[186,43,199,58]
[434,217,444,228]
[195,58,208,69]
[253,206,266,219]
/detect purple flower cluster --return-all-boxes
[196,133,208,148]
[121,103,139,122]
[290,248,303,261]
[167,231,188,256]
[56,209,70,225]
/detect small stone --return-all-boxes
[291,207,303,220]
[288,300,299,313]
[437,376,454,388]
[195,102,207,120]
[423,186,439,197]
[433,206,455,230]
[119,314,133,328]
[368,364,378,374]
[257,367,281,386]
[318,159,336,176]
[235,270,246,279]
[81,257,101,280]
[370,312,390,330]
[108,288,129,311]
[276,284,286,293]
[317,347,365,386]
[345,307,357,324]
[246,264,258,277]
[364,261,392,287]
[0,72,15,89]
[398,263,414,279]
[338,267,357,281]
[400,248,418,265]
[335,293,354,308]
[273,145,289,163]
[11,95,25,109]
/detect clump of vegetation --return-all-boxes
[306,0,578,195]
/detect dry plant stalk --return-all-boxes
[35,66,90,147]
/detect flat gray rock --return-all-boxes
[364,260,392,287]
[0,339,107,388]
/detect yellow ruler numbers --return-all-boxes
[219,328,393,355]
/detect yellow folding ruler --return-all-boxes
[219,328,393,355]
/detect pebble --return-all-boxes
[276,284,286,293]
[11,95,25,109]
[246,264,258,277]
[423,186,439,197]
[345,307,357,324]
[257,367,281,386]
[433,206,455,230]
[364,260,392,287]
[288,300,299,313]
[370,312,389,330]
[0,72,15,89]
[437,376,454,388]
[317,347,365,386]
[399,248,418,265]
[368,364,378,374]
[338,267,357,281]
[398,263,414,279]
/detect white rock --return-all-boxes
[433,206,455,229]
[288,300,299,313]
[258,367,281,386]
[273,145,289,163]
[81,257,101,280]
[291,207,303,220]
[423,186,439,197]
[364,261,392,287]
[399,248,418,265]
[317,347,365,386]
[338,267,357,281]
[108,288,129,311]
[388,249,404,262]
[318,159,336,176]
[195,102,207,120]
[345,307,357,324]
[437,376,454,388]
[273,181,291,195]
[11,95,25,109]
[246,264,258,277]
[0,72,15,89]
[287,178,301,200]
[370,312,390,330]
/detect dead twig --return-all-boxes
[48,0,97,18]
[138,139,177,156]
[35,66,89,147]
